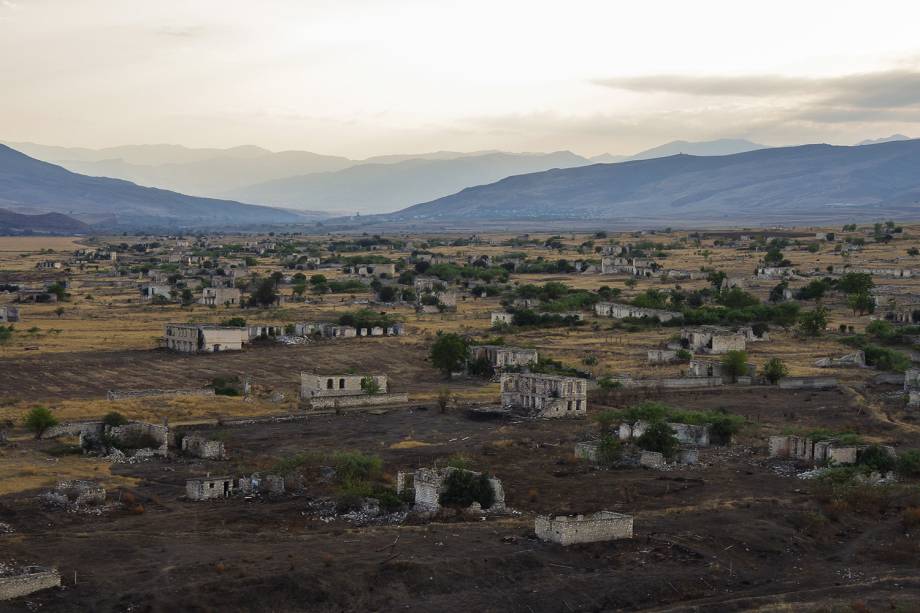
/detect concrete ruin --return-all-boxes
[686,358,756,380]
[905,369,920,407]
[164,323,246,353]
[647,349,678,364]
[777,377,838,390]
[595,301,681,322]
[186,475,235,500]
[238,473,285,496]
[199,286,241,306]
[490,311,514,327]
[680,327,746,354]
[300,373,408,409]
[469,344,538,370]
[535,511,633,546]
[42,480,106,508]
[500,373,587,418]
[814,351,866,368]
[0,305,20,323]
[396,466,506,514]
[619,420,711,447]
[0,566,62,601]
[768,435,895,465]
[181,434,226,460]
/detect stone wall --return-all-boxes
[535,511,633,546]
[0,567,61,601]
[107,388,215,400]
[186,476,234,500]
[778,377,838,390]
[107,421,170,456]
[574,442,599,462]
[304,392,409,410]
[181,435,226,460]
[41,421,103,440]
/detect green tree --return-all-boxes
[797,306,829,337]
[102,411,128,427]
[720,350,749,383]
[636,422,680,460]
[54,306,66,318]
[24,406,58,438]
[429,333,469,379]
[0,325,12,344]
[762,357,789,384]
[360,376,381,395]
[180,288,194,306]
[847,291,874,315]
[250,278,278,307]
[437,386,452,413]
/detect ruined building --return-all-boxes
[396,467,506,514]
[164,323,246,353]
[300,373,408,409]
[500,373,587,418]
[469,345,538,371]
[535,511,634,545]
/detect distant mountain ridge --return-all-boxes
[223,151,591,213]
[384,139,920,226]
[0,208,89,235]
[590,138,767,163]
[0,145,316,229]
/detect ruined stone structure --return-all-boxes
[106,421,170,457]
[619,420,711,447]
[814,351,865,368]
[300,373,408,409]
[140,285,171,301]
[647,349,678,364]
[181,435,226,460]
[574,441,599,461]
[490,311,514,326]
[199,286,241,306]
[0,306,20,323]
[238,473,285,495]
[639,450,665,468]
[535,511,633,545]
[686,358,756,379]
[107,388,215,401]
[768,435,893,465]
[680,327,746,354]
[186,475,235,500]
[43,480,106,508]
[396,467,505,514]
[595,301,681,322]
[777,377,838,390]
[469,345,538,370]
[164,324,246,353]
[905,369,920,407]
[0,566,61,601]
[500,373,587,418]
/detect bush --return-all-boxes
[102,411,128,427]
[596,435,622,466]
[636,422,680,460]
[762,357,789,384]
[438,470,496,509]
[332,451,382,485]
[721,350,749,382]
[675,349,692,362]
[24,406,58,438]
[593,409,618,433]
[857,445,897,473]
[896,449,920,477]
[221,317,247,327]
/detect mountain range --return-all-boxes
[0,208,89,235]
[382,139,920,226]
[6,138,784,215]
[0,145,318,229]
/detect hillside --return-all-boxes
[0,208,89,235]
[590,138,767,164]
[0,145,314,229]
[224,151,591,213]
[386,140,920,225]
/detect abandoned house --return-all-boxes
[686,358,756,380]
[186,475,235,500]
[647,349,678,364]
[469,345,538,370]
[490,311,514,326]
[535,511,634,546]
[595,301,682,322]
[199,286,241,306]
[500,373,587,418]
[396,467,506,514]
[619,420,712,446]
[300,373,408,409]
[181,434,226,460]
[164,323,246,353]
[139,285,171,301]
[680,326,746,354]
[768,435,895,465]
[0,305,19,323]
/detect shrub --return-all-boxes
[857,445,897,473]
[597,376,623,391]
[24,406,58,438]
[762,357,789,384]
[720,350,749,382]
[896,449,920,477]
[675,349,692,362]
[593,409,618,433]
[221,317,247,327]
[636,422,679,460]
[102,411,128,427]
[596,435,622,466]
[333,451,382,485]
[439,470,496,509]
[444,453,472,471]
[360,376,381,395]
[620,401,669,424]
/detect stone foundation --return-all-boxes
[535,511,633,546]
[304,392,409,410]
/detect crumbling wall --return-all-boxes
[305,392,409,410]
[535,511,633,546]
[574,442,599,461]
[107,388,215,400]
[181,435,226,460]
[0,567,61,601]
[778,377,838,390]
[107,421,170,456]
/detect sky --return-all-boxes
[2,0,920,158]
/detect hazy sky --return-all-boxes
[2,0,920,157]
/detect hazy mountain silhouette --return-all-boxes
[856,134,911,146]
[0,208,89,235]
[0,145,314,228]
[223,151,591,213]
[386,140,920,225]
[590,138,766,163]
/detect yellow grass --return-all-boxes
[388,439,434,449]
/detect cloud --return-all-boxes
[593,74,818,97]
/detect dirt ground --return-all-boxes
[2,385,920,612]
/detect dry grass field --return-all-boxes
[2,226,920,611]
